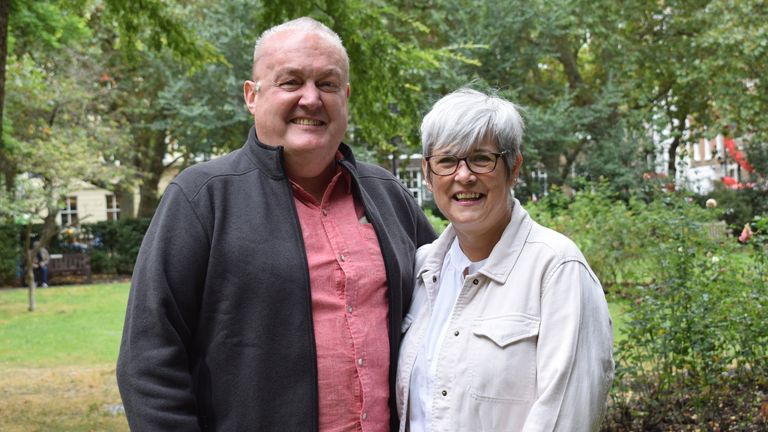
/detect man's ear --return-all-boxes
[346,82,351,99]
[244,80,259,115]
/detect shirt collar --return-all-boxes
[289,151,350,206]
[418,199,532,285]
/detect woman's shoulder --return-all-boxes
[526,220,586,260]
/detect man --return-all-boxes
[32,240,50,288]
[116,17,435,431]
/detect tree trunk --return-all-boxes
[666,111,689,181]
[23,223,36,312]
[135,129,168,218]
[0,0,13,195]
[137,178,161,218]
[23,200,61,312]
[116,186,136,219]
[667,135,680,182]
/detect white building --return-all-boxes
[655,133,753,194]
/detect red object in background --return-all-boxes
[721,176,755,190]
[724,138,754,173]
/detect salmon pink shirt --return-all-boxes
[291,163,390,432]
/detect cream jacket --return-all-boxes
[396,200,614,431]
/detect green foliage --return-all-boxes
[0,283,129,367]
[423,208,448,234]
[701,185,768,235]
[101,0,222,66]
[608,211,766,429]
[81,219,150,274]
[528,182,767,429]
[528,183,670,288]
[8,0,92,50]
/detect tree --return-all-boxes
[3,49,128,309]
[0,0,10,195]
[408,0,638,191]
[0,0,220,216]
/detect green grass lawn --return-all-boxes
[0,283,131,431]
[0,282,630,431]
[0,283,129,367]
[0,282,631,367]
[607,295,629,343]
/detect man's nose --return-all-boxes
[298,83,322,109]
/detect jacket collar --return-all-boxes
[482,199,532,284]
[242,126,358,179]
[418,199,532,285]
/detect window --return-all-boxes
[106,195,120,221]
[61,196,79,226]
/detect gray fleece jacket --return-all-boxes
[117,127,436,431]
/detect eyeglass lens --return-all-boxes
[429,153,501,175]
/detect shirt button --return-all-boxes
[347,305,353,313]
[472,278,479,285]
[321,209,328,216]
[339,254,346,262]
[441,390,448,397]
[432,276,437,282]
[454,330,460,336]
[361,412,368,420]
[357,357,365,366]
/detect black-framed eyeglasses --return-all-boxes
[425,151,508,176]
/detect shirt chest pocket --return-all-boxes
[468,313,540,403]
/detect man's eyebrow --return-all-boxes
[273,67,344,79]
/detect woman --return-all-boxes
[397,88,614,431]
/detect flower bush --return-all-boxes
[527,184,768,430]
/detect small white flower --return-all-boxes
[711,256,720,263]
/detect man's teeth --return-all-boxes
[293,118,323,125]
[455,192,481,200]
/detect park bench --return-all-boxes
[48,253,93,284]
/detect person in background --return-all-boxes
[117,17,435,431]
[396,88,614,431]
[32,240,50,288]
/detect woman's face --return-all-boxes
[424,138,520,240]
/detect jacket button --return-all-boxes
[441,390,447,396]
[454,330,459,336]
[472,279,479,285]
[432,276,437,282]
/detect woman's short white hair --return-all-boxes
[252,17,349,79]
[421,88,525,175]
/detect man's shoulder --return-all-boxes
[171,148,257,196]
[354,161,403,184]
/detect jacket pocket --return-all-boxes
[468,313,540,403]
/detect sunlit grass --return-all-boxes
[0,283,129,367]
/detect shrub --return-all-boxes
[81,218,150,274]
[528,184,767,429]
[0,224,19,285]
[528,184,668,289]
[423,208,448,234]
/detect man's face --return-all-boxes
[244,30,350,172]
